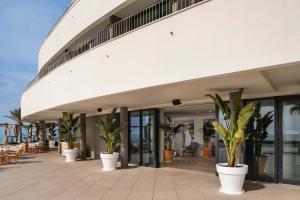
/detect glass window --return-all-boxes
[282,101,300,182]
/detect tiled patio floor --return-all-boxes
[0,152,299,200]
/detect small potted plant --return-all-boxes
[252,103,273,176]
[160,116,184,163]
[47,123,57,148]
[207,88,255,195]
[95,108,123,171]
[59,112,79,162]
[203,121,214,158]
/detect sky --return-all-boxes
[0,0,70,140]
[0,0,70,121]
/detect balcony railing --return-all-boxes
[26,0,207,90]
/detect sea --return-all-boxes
[0,128,4,144]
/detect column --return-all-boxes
[58,118,63,154]
[39,121,46,151]
[80,113,87,160]
[120,107,128,168]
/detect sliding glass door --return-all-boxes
[279,97,300,184]
[215,95,300,185]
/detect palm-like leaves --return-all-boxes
[25,121,36,143]
[253,103,274,156]
[290,104,300,114]
[47,123,57,140]
[95,108,124,154]
[203,122,215,147]
[159,116,185,150]
[4,108,24,143]
[59,112,79,149]
[206,88,256,167]
[4,108,23,125]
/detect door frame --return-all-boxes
[277,95,300,185]
[215,94,300,185]
[128,108,160,168]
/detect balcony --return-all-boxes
[27,0,207,90]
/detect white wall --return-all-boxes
[86,115,106,158]
[39,0,136,69]
[22,0,300,118]
[171,114,215,156]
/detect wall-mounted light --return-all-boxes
[172,99,181,106]
[97,108,102,112]
[106,54,110,58]
[170,31,174,36]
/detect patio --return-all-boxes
[0,152,299,200]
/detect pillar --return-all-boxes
[58,118,63,154]
[80,113,87,160]
[120,107,128,168]
[39,121,46,150]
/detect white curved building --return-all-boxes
[22,0,300,183]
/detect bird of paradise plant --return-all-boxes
[206,88,256,167]
[58,112,79,149]
[95,108,123,154]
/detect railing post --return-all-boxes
[109,25,113,39]
[172,0,178,12]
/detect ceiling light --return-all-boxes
[172,99,181,106]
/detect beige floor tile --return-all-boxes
[0,152,299,200]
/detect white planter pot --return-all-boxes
[49,141,55,148]
[64,149,77,162]
[216,163,248,195]
[100,152,119,171]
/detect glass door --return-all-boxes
[129,109,160,167]
[245,99,275,181]
[279,97,300,184]
[142,110,157,166]
[129,111,141,165]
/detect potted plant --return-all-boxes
[207,88,255,195]
[159,116,184,163]
[95,108,123,171]
[47,123,57,148]
[252,103,273,176]
[203,121,214,158]
[59,112,79,162]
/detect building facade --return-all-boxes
[21,0,300,185]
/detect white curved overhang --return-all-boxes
[22,0,300,120]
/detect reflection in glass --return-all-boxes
[246,99,275,180]
[129,112,140,165]
[129,110,158,167]
[282,101,300,182]
[142,110,156,166]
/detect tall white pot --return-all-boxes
[49,140,55,148]
[216,163,248,195]
[64,149,77,162]
[100,152,119,171]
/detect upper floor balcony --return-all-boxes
[22,0,300,119]
[33,0,206,89]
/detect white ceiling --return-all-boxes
[25,62,300,121]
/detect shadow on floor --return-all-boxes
[19,160,42,164]
[244,181,266,192]
[21,156,37,160]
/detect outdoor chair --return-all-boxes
[182,142,198,157]
[0,150,7,165]
[5,151,18,164]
